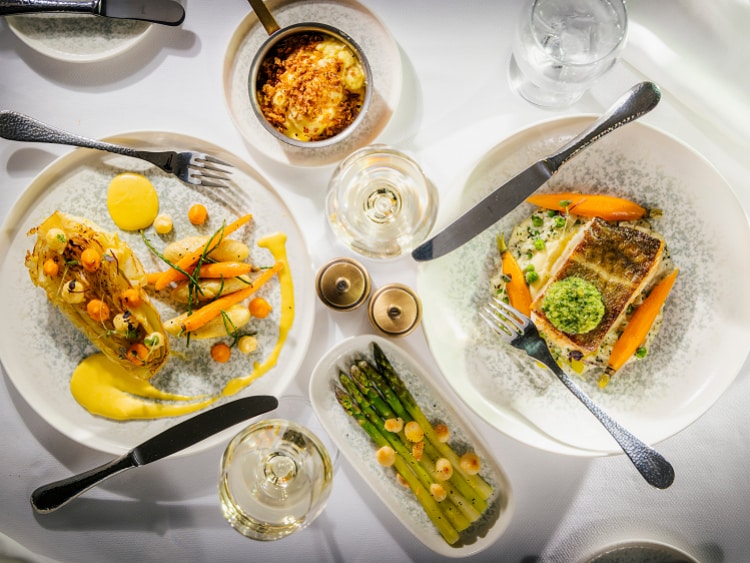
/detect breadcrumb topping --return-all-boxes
[256,31,366,142]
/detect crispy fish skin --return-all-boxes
[25,211,169,377]
[532,217,664,354]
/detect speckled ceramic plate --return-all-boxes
[309,335,514,558]
[5,13,151,62]
[417,116,750,456]
[0,132,315,456]
[223,0,402,167]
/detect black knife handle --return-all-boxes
[0,0,96,15]
[546,81,662,170]
[31,454,135,514]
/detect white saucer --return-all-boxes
[222,0,402,167]
[5,13,152,63]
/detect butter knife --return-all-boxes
[411,81,662,262]
[0,0,186,26]
[30,395,278,514]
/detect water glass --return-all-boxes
[509,0,628,108]
[325,145,438,259]
[219,397,336,541]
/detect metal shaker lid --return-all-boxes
[315,257,371,311]
[367,283,421,337]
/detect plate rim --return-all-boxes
[5,13,153,63]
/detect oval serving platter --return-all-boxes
[309,334,514,558]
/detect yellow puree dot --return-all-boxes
[107,172,159,231]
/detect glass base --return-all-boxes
[508,55,585,108]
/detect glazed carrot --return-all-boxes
[177,261,283,333]
[496,234,532,316]
[605,268,679,377]
[193,261,253,279]
[153,214,253,291]
[526,192,647,222]
[148,261,252,285]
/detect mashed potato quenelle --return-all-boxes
[255,31,367,142]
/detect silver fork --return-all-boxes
[481,296,675,489]
[0,110,232,188]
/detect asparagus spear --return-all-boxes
[352,361,488,516]
[344,369,483,522]
[373,342,494,501]
[357,358,490,511]
[349,364,396,419]
[338,373,473,532]
[334,387,460,545]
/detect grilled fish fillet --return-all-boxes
[531,217,664,354]
[25,211,169,377]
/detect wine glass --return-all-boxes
[218,396,336,541]
[325,144,438,259]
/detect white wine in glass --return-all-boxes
[219,418,334,541]
[326,145,438,259]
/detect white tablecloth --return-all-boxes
[2,1,749,561]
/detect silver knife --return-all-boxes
[411,82,662,262]
[30,395,278,513]
[0,0,186,26]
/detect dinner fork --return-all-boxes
[480,296,675,489]
[0,110,232,188]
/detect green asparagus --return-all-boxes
[334,387,460,545]
[373,342,494,500]
[353,360,488,515]
[338,373,473,531]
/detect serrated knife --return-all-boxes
[30,395,278,514]
[0,0,186,26]
[411,82,662,262]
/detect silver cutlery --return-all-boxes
[411,81,662,262]
[0,110,232,189]
[0,0,185,26]
[480,297,675,489]
[31,395,279,513]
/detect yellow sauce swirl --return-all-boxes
[222,233,293,396]
[70,354,216,420]
[70,232,294,420]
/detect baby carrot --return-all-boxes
[194,262,253,279]
[148,261,252,285]
[497,234,532,316]
[176,261,283,334]
[527,192,647,222]
[604,268,679,380]
[153,214,252,290]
